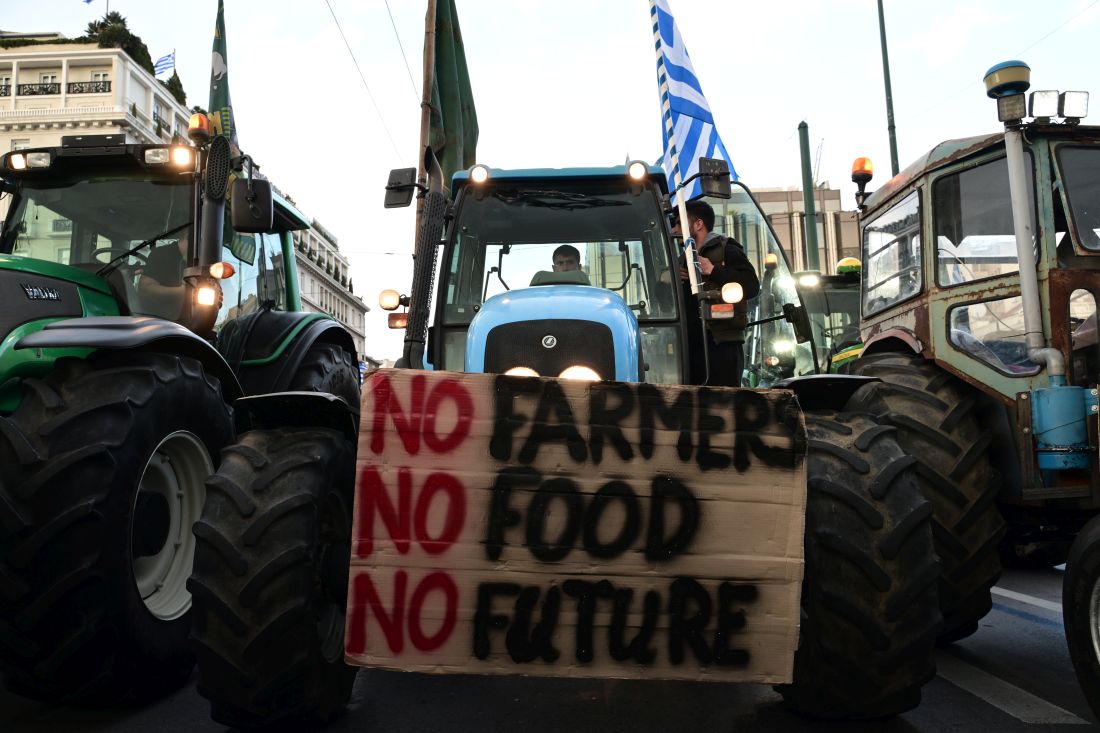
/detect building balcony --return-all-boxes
[0,104,128,127]
[67,80,112,94]
[17,83,60,96]
[0,86,8,97]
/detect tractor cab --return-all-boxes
[382,158,812,388]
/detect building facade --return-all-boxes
[291,219,369,361]
[0,39,190,148]
[0,34,370,361]
[754,186,860,273]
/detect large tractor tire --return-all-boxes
[189,428,358,730]
[846,352,1004,642]
[0,353,233,703]
[1064,514,1100,722]
[289,342,361,420]
[778,410,941,718]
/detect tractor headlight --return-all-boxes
[627,160,648,180]
[469,164,490,184]
[195,285,218,306]
[10,152,51,170]
[171,146,194,167]
[144,148,170,165]
[504,366,540,377]
[559,365,601,381]
[721,282,744,304]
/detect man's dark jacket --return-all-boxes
[693,234,760,343]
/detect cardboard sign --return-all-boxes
[346,369,807,684]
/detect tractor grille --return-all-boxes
[0,269,83,341]
[484,319,615,380]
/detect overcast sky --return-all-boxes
[6,0,1100,360]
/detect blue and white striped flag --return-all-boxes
[651,0,737,202]
[153,51,175,77]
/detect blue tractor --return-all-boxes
[364,149,946,720]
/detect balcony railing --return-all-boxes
[67,80,112,94]
[17,83,60,96]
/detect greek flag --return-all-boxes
[651,0,737,201]
[153,51,175,77]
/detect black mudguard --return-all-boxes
[15,316,242,400]
[233,391,358,442]
[777,373,879,413]
[217,310,357,396]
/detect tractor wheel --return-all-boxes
[189,428,357,730]
[0,353,233,703]
[778,410,941,718]
[289,342,361,420]
[846,352,1004,642]
[1064,514,1100,722]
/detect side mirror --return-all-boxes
[231,177,273,233]
[385,167,418,208]
[783,303,813,344]
[698,157,732,199]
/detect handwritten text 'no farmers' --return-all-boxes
[345,369,808,683]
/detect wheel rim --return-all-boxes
[131,431,212,621]
[1091,570,1100,668]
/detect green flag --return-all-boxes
[209,0,237,146]
[428,0,477,187]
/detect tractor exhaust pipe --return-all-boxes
[1004,128,1065,380]
[397,146,446,370]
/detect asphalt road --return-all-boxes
[3,566,1096,732]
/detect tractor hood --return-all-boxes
[464,285,642,382]
[0,254,113,297]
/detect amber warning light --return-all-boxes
[852,157,874,208]
[188,113,212,145]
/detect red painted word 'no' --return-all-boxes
[346,569,458,655]
[356,467,466,558]
[368,373,474,455]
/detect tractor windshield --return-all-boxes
[443,179,676,323]
[1,173,192,317]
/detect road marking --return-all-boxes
[992,586,1063,614]
[936,652,1091,725]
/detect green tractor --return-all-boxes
[0,127,360,704]
[844,61,1100,715]
[793,259,864,375]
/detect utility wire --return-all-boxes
[324,0,402,161]
[1013,0,1100,58]
[384,0,421,103]
[907,0,1100,125]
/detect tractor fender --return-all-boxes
[223,311,357,396]
[233,391,358,442]
[15,315,242,400]
[862,327,923,357]
[778,373,880,412]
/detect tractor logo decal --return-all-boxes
[541,335,558,349]
[20,283,62,301]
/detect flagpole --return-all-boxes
[650,0,700,298]
[415,0,439,233]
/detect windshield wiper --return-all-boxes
[96,222,190,276]
[494,190,630,210]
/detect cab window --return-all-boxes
[863,191,920,315]
[934,154,1034,286]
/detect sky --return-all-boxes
[5,0,1100,360]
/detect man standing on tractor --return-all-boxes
[673,200,760,386]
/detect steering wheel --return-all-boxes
[92,247,149,265]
